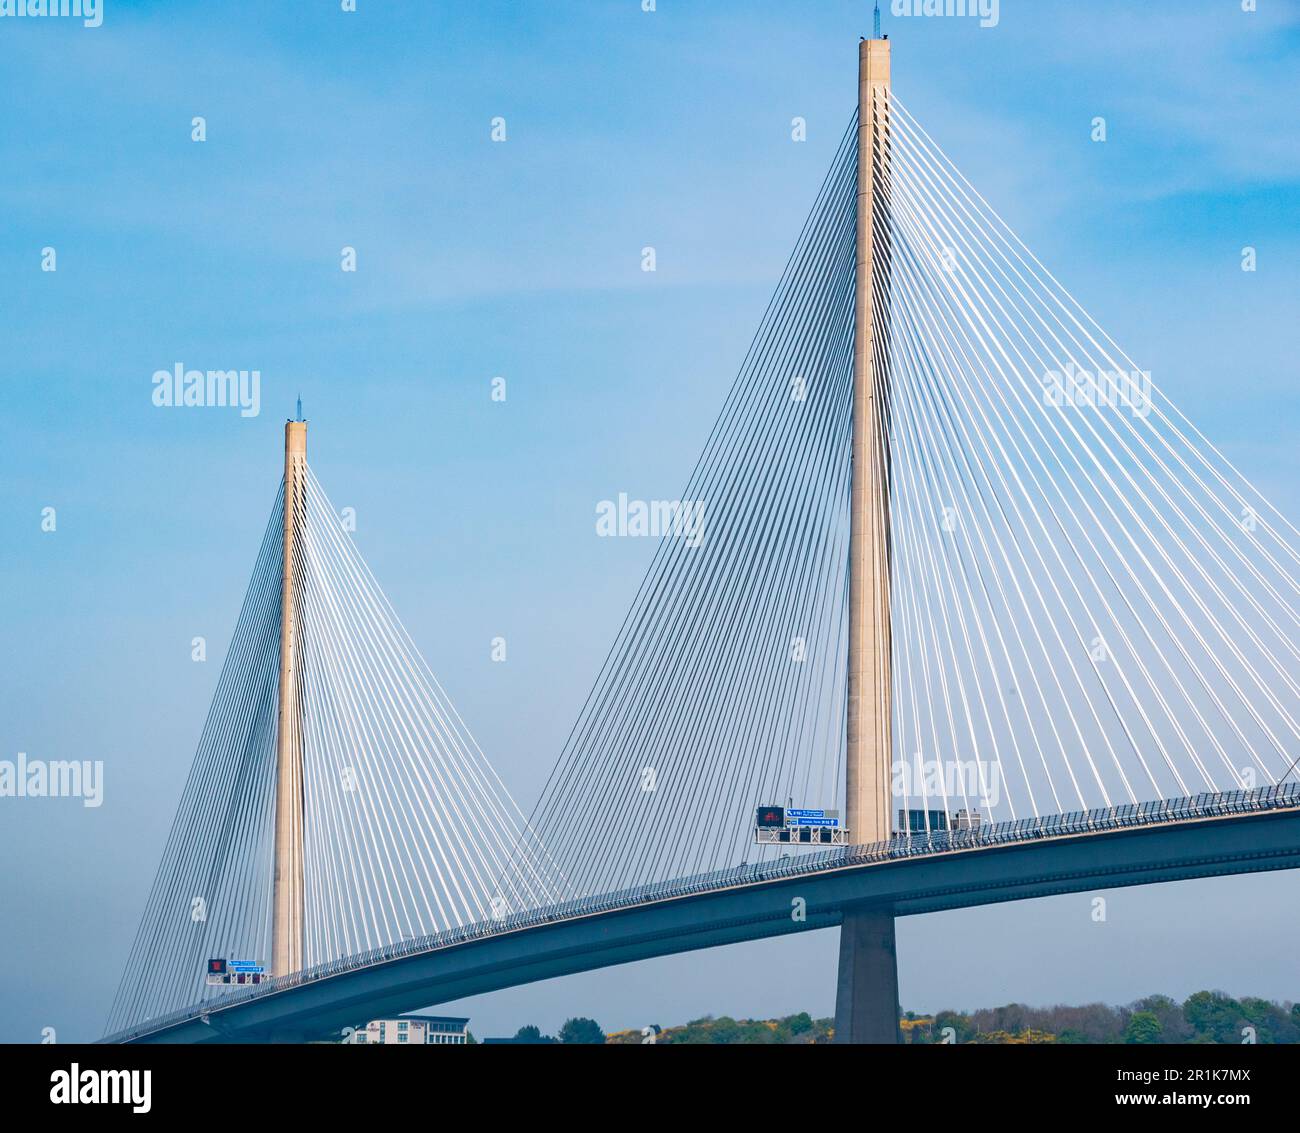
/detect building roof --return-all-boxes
[390,1014,469,1026]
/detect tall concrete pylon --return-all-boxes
[835,34,901,1044]
[273,418,307,978]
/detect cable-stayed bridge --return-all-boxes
[105,38,1300,1044]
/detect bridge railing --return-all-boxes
[102,781,1299,1044]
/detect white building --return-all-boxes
[345,1014,469,1045]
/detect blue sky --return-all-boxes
[1,0,1298,1042]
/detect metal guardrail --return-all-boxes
[103,781,1300,1044]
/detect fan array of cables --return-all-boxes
[510,119,860,900]
[104,503,282,1036]
[105,469,556,1036]
[876,91,1300,828]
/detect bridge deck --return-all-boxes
[108,784,1300,1043]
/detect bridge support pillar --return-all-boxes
[273,417,307,979]
[834,907,900,1044]
[838,31,898,1047]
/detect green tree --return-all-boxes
[707,1016,743,1044]
[1184,991,1246,1044]
[673,1015,770,1044]
[513,1024,548,1044]
[1124,1011,1163,1044]
[559,1017,605,1044]
[933,1009,974,1044]
[1130,994,1191,1043]
[1238,997,1278,1044]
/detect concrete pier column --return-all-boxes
[837,34,899,1044]
[835,907,901,1043]
[273,418,307,978]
